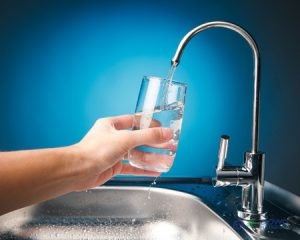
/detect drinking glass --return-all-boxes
[128,76,186,172]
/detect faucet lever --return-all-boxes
[217,135,230,170]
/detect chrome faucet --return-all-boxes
[171,21,267,221]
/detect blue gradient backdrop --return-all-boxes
[0,1,299,195]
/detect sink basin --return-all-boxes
[0,186,241,240]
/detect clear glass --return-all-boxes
[128,76,186,172]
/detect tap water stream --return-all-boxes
[166,64,177,83]
[162,65,177,107]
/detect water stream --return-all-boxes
[147,176,159,200]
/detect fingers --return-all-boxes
[128,127,173,148]
[120,163,161,176]
[132,115,161,129]
[109,115,135,130]
[122,141,176,160]
[145,141,177,152]
[128,149,174,171]
[108,114,162,130]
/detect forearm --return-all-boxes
[0,115,174,216]
[0,146,81,215]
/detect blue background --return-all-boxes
[0,0,299,195]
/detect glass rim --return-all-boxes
[143,75,187,87]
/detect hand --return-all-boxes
[71,115,173,191]
[0,114,173,215]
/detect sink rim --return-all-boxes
[0,185,242,240]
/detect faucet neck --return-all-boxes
[171,21,261,154]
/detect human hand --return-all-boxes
[71,115,173,191]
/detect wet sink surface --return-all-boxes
[0,186,241,240]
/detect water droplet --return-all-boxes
[147,176,159,199]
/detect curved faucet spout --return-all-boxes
[171,21,261,154]
[171,21,266,221]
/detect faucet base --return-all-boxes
[237,208,267,221]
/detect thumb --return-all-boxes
[127,127,173,148]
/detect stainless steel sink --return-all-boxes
[0,186,241,240]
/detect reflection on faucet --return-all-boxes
[171,21,267,221]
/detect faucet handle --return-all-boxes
[217,135,230,170]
